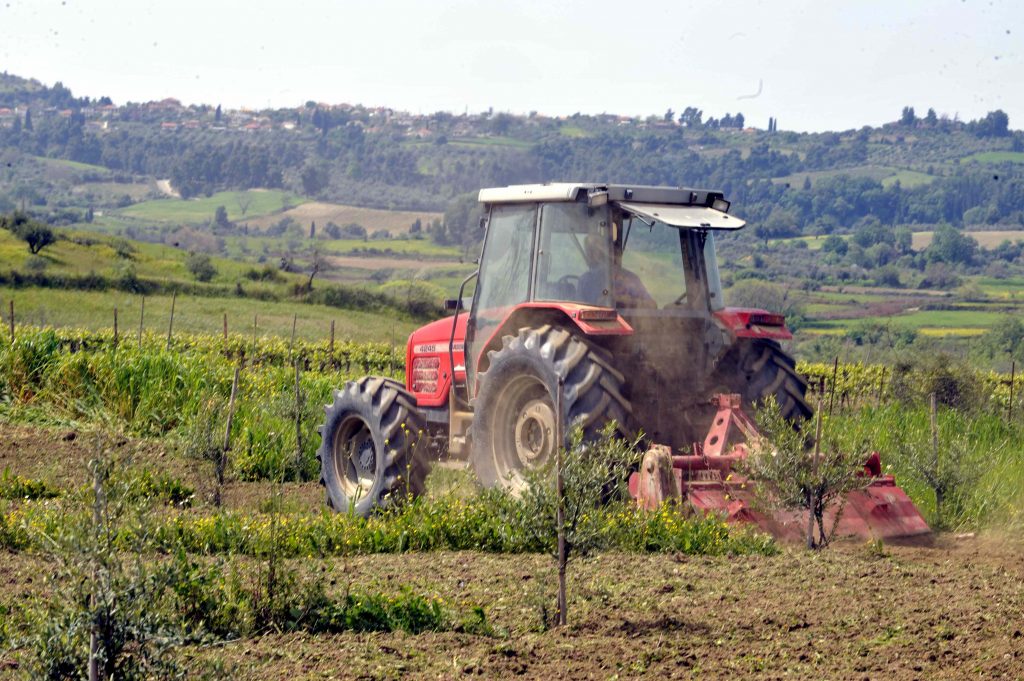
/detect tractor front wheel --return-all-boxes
[317,377,428,517]
[470,325,632,493]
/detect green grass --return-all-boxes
[118,190,303,223]
[881,169,936,188]
[32,155,112,175]
[961,151,1024,164]
[803,309,1007,335]
[0,227,273,286]
[0,286,418,343]
[447,136,533,149]
[559,125,590,138]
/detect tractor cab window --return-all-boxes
[534,202,612,307]
[618,216,689,309]
[468,203,537,387]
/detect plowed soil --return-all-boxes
[2,424,1023,679]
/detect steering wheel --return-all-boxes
[557,275,580,294]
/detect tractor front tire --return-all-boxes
[722,339,812,421]
[470,325,632,493]
[317,377,428,517]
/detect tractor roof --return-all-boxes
[477,183,745,230]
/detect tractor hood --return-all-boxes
[615,201,745,230]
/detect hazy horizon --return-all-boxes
[1,0,1020,132]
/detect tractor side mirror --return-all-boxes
[478,216,487,230]
[444,298,464,311]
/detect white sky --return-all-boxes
[0,0,1020,132]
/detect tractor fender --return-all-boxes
[474,302,632,379]
[713,307,793,341]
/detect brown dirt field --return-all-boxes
[247,202,442,235]
[0,423,324,513]
[1,540,1022,679]
[2,423,1023,679]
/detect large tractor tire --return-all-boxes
[317,377,428,517]
[718,339,812,421]
[470,325,632,493]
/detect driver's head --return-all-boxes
[583,234,607,267]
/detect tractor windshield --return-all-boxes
[618,216,688,309]
[616,213,723,311]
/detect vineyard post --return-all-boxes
[875,366,886,408]
[216,365,240,508]
[808,401,823,550]
[166,292,176,350]
[290,314,297,359]
[8,299,13,344]
[223,313,228,341]
[930,392,941,517]
[329,320,335,355]
[1009,361,1016,424]
[252,315,258,361]
[390,323,395,377]
[113,307,118,348]
[827,356,839,417]
[555,375,567,626]
[138,296,145,348]
[293,359,304,480]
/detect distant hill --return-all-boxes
[0,72,1022,249]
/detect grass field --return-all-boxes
[118,189,303,223]
[962,150,1024,164]
[0,286,418,342]
[243,201,443,235]
[880,169,936,188]
[803,308,1008,336]
[770,165,935,189]
[912,230,1024,250]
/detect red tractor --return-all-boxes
[317,182,814,517]
[317,182,930,541]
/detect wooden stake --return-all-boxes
[1009,361,1016,424]
[8,300,13,344]
[930,392,941,520]
[294,359,304,480]
[290,313,298,357]
[223,313,228,340]
[329,319,335,359]
[252,314,258,358]
[216,366,240,508]
[556,375,567,626]
[88,444,103,681]
[808,402,823,550]
[138,296,145,348]
[113,307,118,348]
[827,356,839,417]
[166,292,176,350]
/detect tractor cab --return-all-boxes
[464,183,746,398]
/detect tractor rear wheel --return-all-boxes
[470,325,632,493]
[317,377,428,517]
[719,339,812,421]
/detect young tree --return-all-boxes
[185,252,217,282]
[743,400,872,548]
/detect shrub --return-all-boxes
[185,252,217,282]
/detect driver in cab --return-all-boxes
[579,234,657,310]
